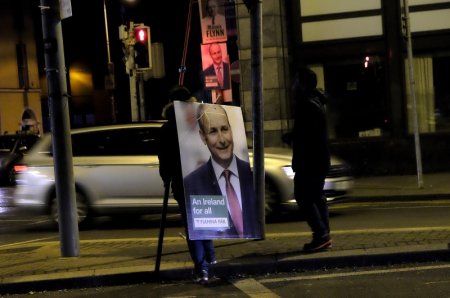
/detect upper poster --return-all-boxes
[201,42,231,90]
[199,0,228,44]
[175,101,263,240]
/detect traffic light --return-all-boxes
[133,25,151,70]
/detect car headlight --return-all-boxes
[282,166,294,179]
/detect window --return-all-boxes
[323,58,388,139]
[433,56,450,132]
[71,127,160,157]
[0,136,17,153]
[0,135,38,153]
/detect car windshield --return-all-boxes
[0,135,39,153]
[0,136,18,152]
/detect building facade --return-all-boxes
[2,0,450,175]
[0,0,42,135]
[237,0,450,175]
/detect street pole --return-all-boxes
[248,0,265,237]
[103,0,111,64]
[402,0,424,189]
[138,72,146,120]
[39,0,80,257]
[130,71,138,121]
[103,0,117,122]
[127,23,139,122]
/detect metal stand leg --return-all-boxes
[155,181,170,275]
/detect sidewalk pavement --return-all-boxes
[1,173,450,294]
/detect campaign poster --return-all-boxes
[174,101,263,240]
[212,88,233,104]
[201,42,231,90]
[199,0,228,44]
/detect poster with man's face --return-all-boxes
[201,42,231,90]
[174,101,263,240]
[199,0,228,43]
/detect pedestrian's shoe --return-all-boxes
[193,269,209,285]
[206,253,218,265]
[303,237,332,253]
[199,269,209,285]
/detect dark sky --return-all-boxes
[33,0,239,121]
[59,0,204,120]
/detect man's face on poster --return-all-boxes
[206,0,219,17]
[209,44,223,66]
[199,106,234,168]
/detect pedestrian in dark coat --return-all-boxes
[291,67,332,253]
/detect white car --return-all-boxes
[257,147,353,216]
[13,122,353,225]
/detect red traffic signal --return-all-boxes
[133,25,151,70]
[135,28,148,43]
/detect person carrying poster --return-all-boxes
[176,102,262,240]
[202,42,231,90]
[199,0,227,44]
[158,86,216,285]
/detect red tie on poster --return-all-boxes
[216,66,223,87]
[223,169,243,237]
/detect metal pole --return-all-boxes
[128,23,139,121]
[103,0,117,123]
[103,0,111,63]
[138,73,146,120]
[130,72,138,121]
[39,0,79,257]
[402,0,424,188]
[250,0,265,238]
[155,181,170,275]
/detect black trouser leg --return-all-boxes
[294,174,329,240]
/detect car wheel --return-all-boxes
[50,191,89,225]
[265,180,279,218]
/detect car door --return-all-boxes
[71,127,165,209]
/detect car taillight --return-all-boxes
[14,164,28,173]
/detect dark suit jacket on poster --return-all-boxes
[203,62,230,90]
[184,156,261,239]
